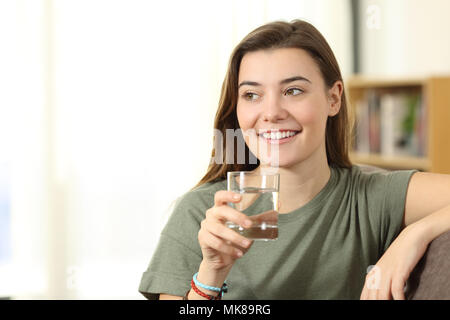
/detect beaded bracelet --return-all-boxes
[190,279,221,300]
[193,272,228,296]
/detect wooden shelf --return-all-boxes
[346,76,426,89]
[350,152,431,171]
[346,75,450,174]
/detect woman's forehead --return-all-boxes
[238,48,320,85]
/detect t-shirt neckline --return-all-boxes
[277,166,338,223]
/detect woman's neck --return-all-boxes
[255,147,331,214]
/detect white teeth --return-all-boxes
[261,131,299,140]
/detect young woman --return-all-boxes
[139,20,450,300]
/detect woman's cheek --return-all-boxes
[237,106,257,132]
[295,107,318,126]
[236,108,254,145]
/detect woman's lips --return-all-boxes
[258,131,301,145]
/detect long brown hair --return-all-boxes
[193,19,353,189]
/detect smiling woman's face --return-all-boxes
[236,48,341,168]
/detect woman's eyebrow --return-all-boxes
[238,75,312,88]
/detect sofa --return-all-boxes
[358,164,450,300]
[405,229,450,299]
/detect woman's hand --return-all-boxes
[198,190,254,271]
[360,222,431,300]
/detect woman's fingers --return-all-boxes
[361,266,408,300]
[360,285,368,300]
[378,279,392,300]
[391,276,406,300]
[197,189,256,264]
[198,227,244,259]
[361,265,387,300]
[206,204,252,229]
[214,190,242,207]
[203,219,253,249]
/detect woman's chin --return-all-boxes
[258,157,297,169]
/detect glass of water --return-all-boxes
[227,171,280,241]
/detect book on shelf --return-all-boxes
[353,90,426,158]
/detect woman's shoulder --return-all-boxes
[334,164,417,195]
[170,179,227,216]
[334,164,404,178]
[190,178,227,195]
[347,164,417,179]
[160,179,228,231]
[331,164,416,189]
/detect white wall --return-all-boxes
[360,0,450,76]
[0,0,352,299]
[0,0,49,298]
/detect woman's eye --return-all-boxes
[285,88,303,96]
[243,92,259,101]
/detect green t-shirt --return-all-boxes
[138,165,417,299]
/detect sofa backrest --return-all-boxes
[406,230,450,299]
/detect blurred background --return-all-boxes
[0,0,449,299]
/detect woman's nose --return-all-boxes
[262,94,288,122]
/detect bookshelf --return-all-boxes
[346,76,450,174]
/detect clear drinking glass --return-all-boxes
[227,171,280,241]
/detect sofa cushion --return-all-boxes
[406,230,450,299]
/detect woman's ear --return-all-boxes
[327,80,343,117]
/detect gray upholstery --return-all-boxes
[405,230,450,299]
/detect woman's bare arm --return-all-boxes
[159,293,183,300]
[404,172,450,227]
